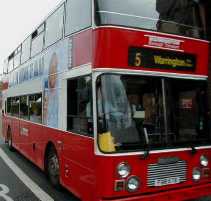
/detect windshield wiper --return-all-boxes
[141,128,150,159]
[190,144,197,155]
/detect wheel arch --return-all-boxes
[44,141,58,173]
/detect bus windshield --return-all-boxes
[95,0,206,39]
[97,74,211,153]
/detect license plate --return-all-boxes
[154,177,180,187]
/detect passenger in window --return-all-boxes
[43,53,59,128]
[30,103,42,123]
[142,93,156,126]
[128,94,144,119]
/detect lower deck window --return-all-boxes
[67,76,93,136]
[29,94,42,123]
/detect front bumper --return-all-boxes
[101,183,211,201]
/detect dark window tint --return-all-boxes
[67,76,93,136]
[20,96,29,120]
[8,58,14,72]
[29,94,42,123]
[11,97,20,117]
[7,98,12,115]
[65,0,91,35]
[95,0,205,39]
[3,60,8,74]
[14,52,21,68]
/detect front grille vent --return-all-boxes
[147,160,187,187]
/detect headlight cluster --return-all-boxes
[200,155,209,167]
[127,176,140,192]
[117,162,131,178]
[192,155,209,181]
[116,162,140,192]
[192,168,201,181]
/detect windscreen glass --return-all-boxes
[97,74,210,153]
[95,0,206,39]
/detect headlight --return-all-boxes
[127,176,140,192]
[117,162,131,178]
[200,155,209,167]
[193,168,201,181]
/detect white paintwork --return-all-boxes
[62,63,92,80]
[0,184,13,201]
[60,79,67,130]
[93,68,208,80]
[5,79,42,98]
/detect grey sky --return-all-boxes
[0,0,62,74]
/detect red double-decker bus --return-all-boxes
[1,0,211,200]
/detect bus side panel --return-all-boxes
[18,121,45,169]
[10,117,20,149]
[61,133,96,201]
[19,120,32,158]
[30,123,45,170]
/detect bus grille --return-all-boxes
[147,160,187,187]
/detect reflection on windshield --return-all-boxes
[95,0,206,39]
[97,74,211,153]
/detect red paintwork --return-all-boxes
[98,183,211,201]
[2,26,211,201]
[92,27,209,76]
[95,150,211,200]
[2,115,96,201]
[72,29,92,67]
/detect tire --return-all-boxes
[47,146,60,189]
[7,129,14,151]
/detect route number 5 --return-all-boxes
[134,53,142,67]
[0,184,14,201]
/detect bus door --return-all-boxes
[61,76,95,199]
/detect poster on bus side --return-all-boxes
[43,39,69,128]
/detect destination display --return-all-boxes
[128,47,196,71]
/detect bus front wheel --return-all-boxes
[47,146,60,189]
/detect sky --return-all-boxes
[0,0,62,75]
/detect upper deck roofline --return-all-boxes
[17,0,66,48]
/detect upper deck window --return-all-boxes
[3,60,8,74]
[21,36,31,64]
[45,4,64,47]
[14,47,21,68]
[8,57,14,72]
[65,0,92,35]
[31,24,45,57]
[95,0,206,39]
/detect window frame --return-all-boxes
[14,46,22,69]
[65,0,92,36]
[31,23,45,58]
[20,95,29,120]
[29,93,43,124]
[21,36,31,64]
[45,3,65,48]
[10,96,20,117]
[67,75,93,137]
